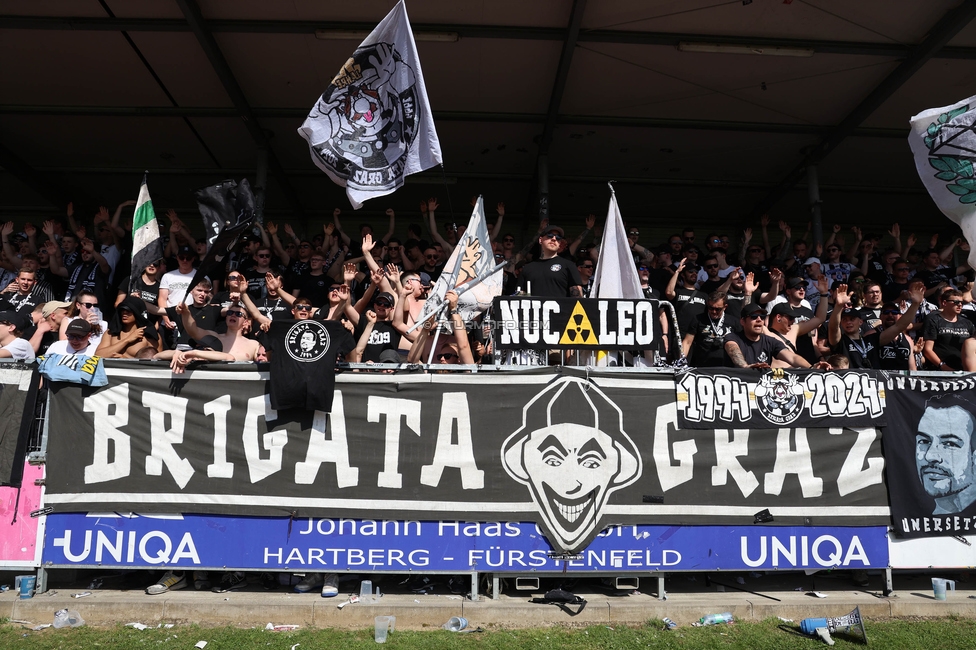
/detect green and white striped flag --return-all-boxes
[129,173,164,294]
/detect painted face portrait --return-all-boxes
[502,378,641,553]
[916,405,976,514]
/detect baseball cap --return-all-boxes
[378,349,401,364]
[418,272,432,287]
[804,257,821,266]
[841,307,865,320]
[542,226,565,238]
[374,292,395,306]
[177,245,194,258]
[0,311,26,330]
[65,319,92,336]
[770,303,796,318]
[741,303,766,318]
[41,301,72,318]
[786,276,805,289]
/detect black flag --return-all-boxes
[187,179,255,298]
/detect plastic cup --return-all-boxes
[360,580,373,604]
[374,616,392,643]
[444,616,468,632]
[18,575,35,599]
[932,577,956,601]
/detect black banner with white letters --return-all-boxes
[45,363,890,554]
[491,297,657,350]
[675,368,887,430]
[885,375,976,538]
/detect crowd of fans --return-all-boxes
[0,197,972,372]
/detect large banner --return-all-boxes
[42,514,888,573]
[45,364,890,555]
[676,368,887,430]
[491,297,657,350]
[885,375,976,538]
[0,364,41,486]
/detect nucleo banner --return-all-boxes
[42,513,888,573]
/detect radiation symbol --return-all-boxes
[559,302,598,345]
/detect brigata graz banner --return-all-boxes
[885,375,976,538]
[676,368,887,430]
[491,297,657,350]
[42,513,888,573]
[44,363,889,555]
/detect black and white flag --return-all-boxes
[298,0,442,209]
[187,179,255,297]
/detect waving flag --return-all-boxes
[411,196,503,330]
[187,179,256,298]
[909,95,976,269]
[129,174,164,294]
[298,0,442,209]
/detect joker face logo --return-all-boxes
[501,378,641,553]
[300,41,420,192]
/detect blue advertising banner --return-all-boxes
[43,514,888,573]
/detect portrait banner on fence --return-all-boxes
[491,297,658,350]
[45,364,890,555]
[675,368,887,430]
[885,375,976,538]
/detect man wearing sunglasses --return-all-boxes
[174,300,259,362]
[577,258,595,298]
[243,246,279,300]
[351,291,401,362]
[723,303,809,369]
[517,226,583,298]
[877,301,916,371]
[922,289,976,371]
[46,318,96,356]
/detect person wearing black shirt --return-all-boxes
[516,226,583,297]
[829,283,922,369]
[877,301,915,370]
[0,269,49,315]
[665,258,706,335]
[351,292,401,363]
[922,289,976,371]
[883,258,912,301]
[683,292,737,367]
[165,281,223,350]
[294,253,333,308]
[723,303,807,368]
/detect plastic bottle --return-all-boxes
[700,612,734,625]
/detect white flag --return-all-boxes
[591,185,644,299]
[298,0,442,209]
[909,95,976,269]
[413,197,503,328]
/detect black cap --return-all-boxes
[830,279,846,291]
[177,245,194,258]
[741,303,766,318]
[770,303,796,318]
[786,276,805,290]
[65,319,92,336]
[841,307,865,320]
[374,292,395,306]
[0,311,26,331]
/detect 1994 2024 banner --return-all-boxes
[44,364,890,555]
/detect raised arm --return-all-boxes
[426,198,452,251]
[665,257,686,301]
[569,214,596,257]
[380,208,395,245]
[176,301,212,342]
[798,276,830,336]
[332,208,351,247]
[828,283,850,347]
[490,202,505,241]
[879,285,923,346]
[266,222,290,266]
[350,309,377,362]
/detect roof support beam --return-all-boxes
[172,0,303,214]
[749,0,976,218]
[0,105,908,138]
[7,15,976,59]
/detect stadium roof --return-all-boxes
[4,0,976,239]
